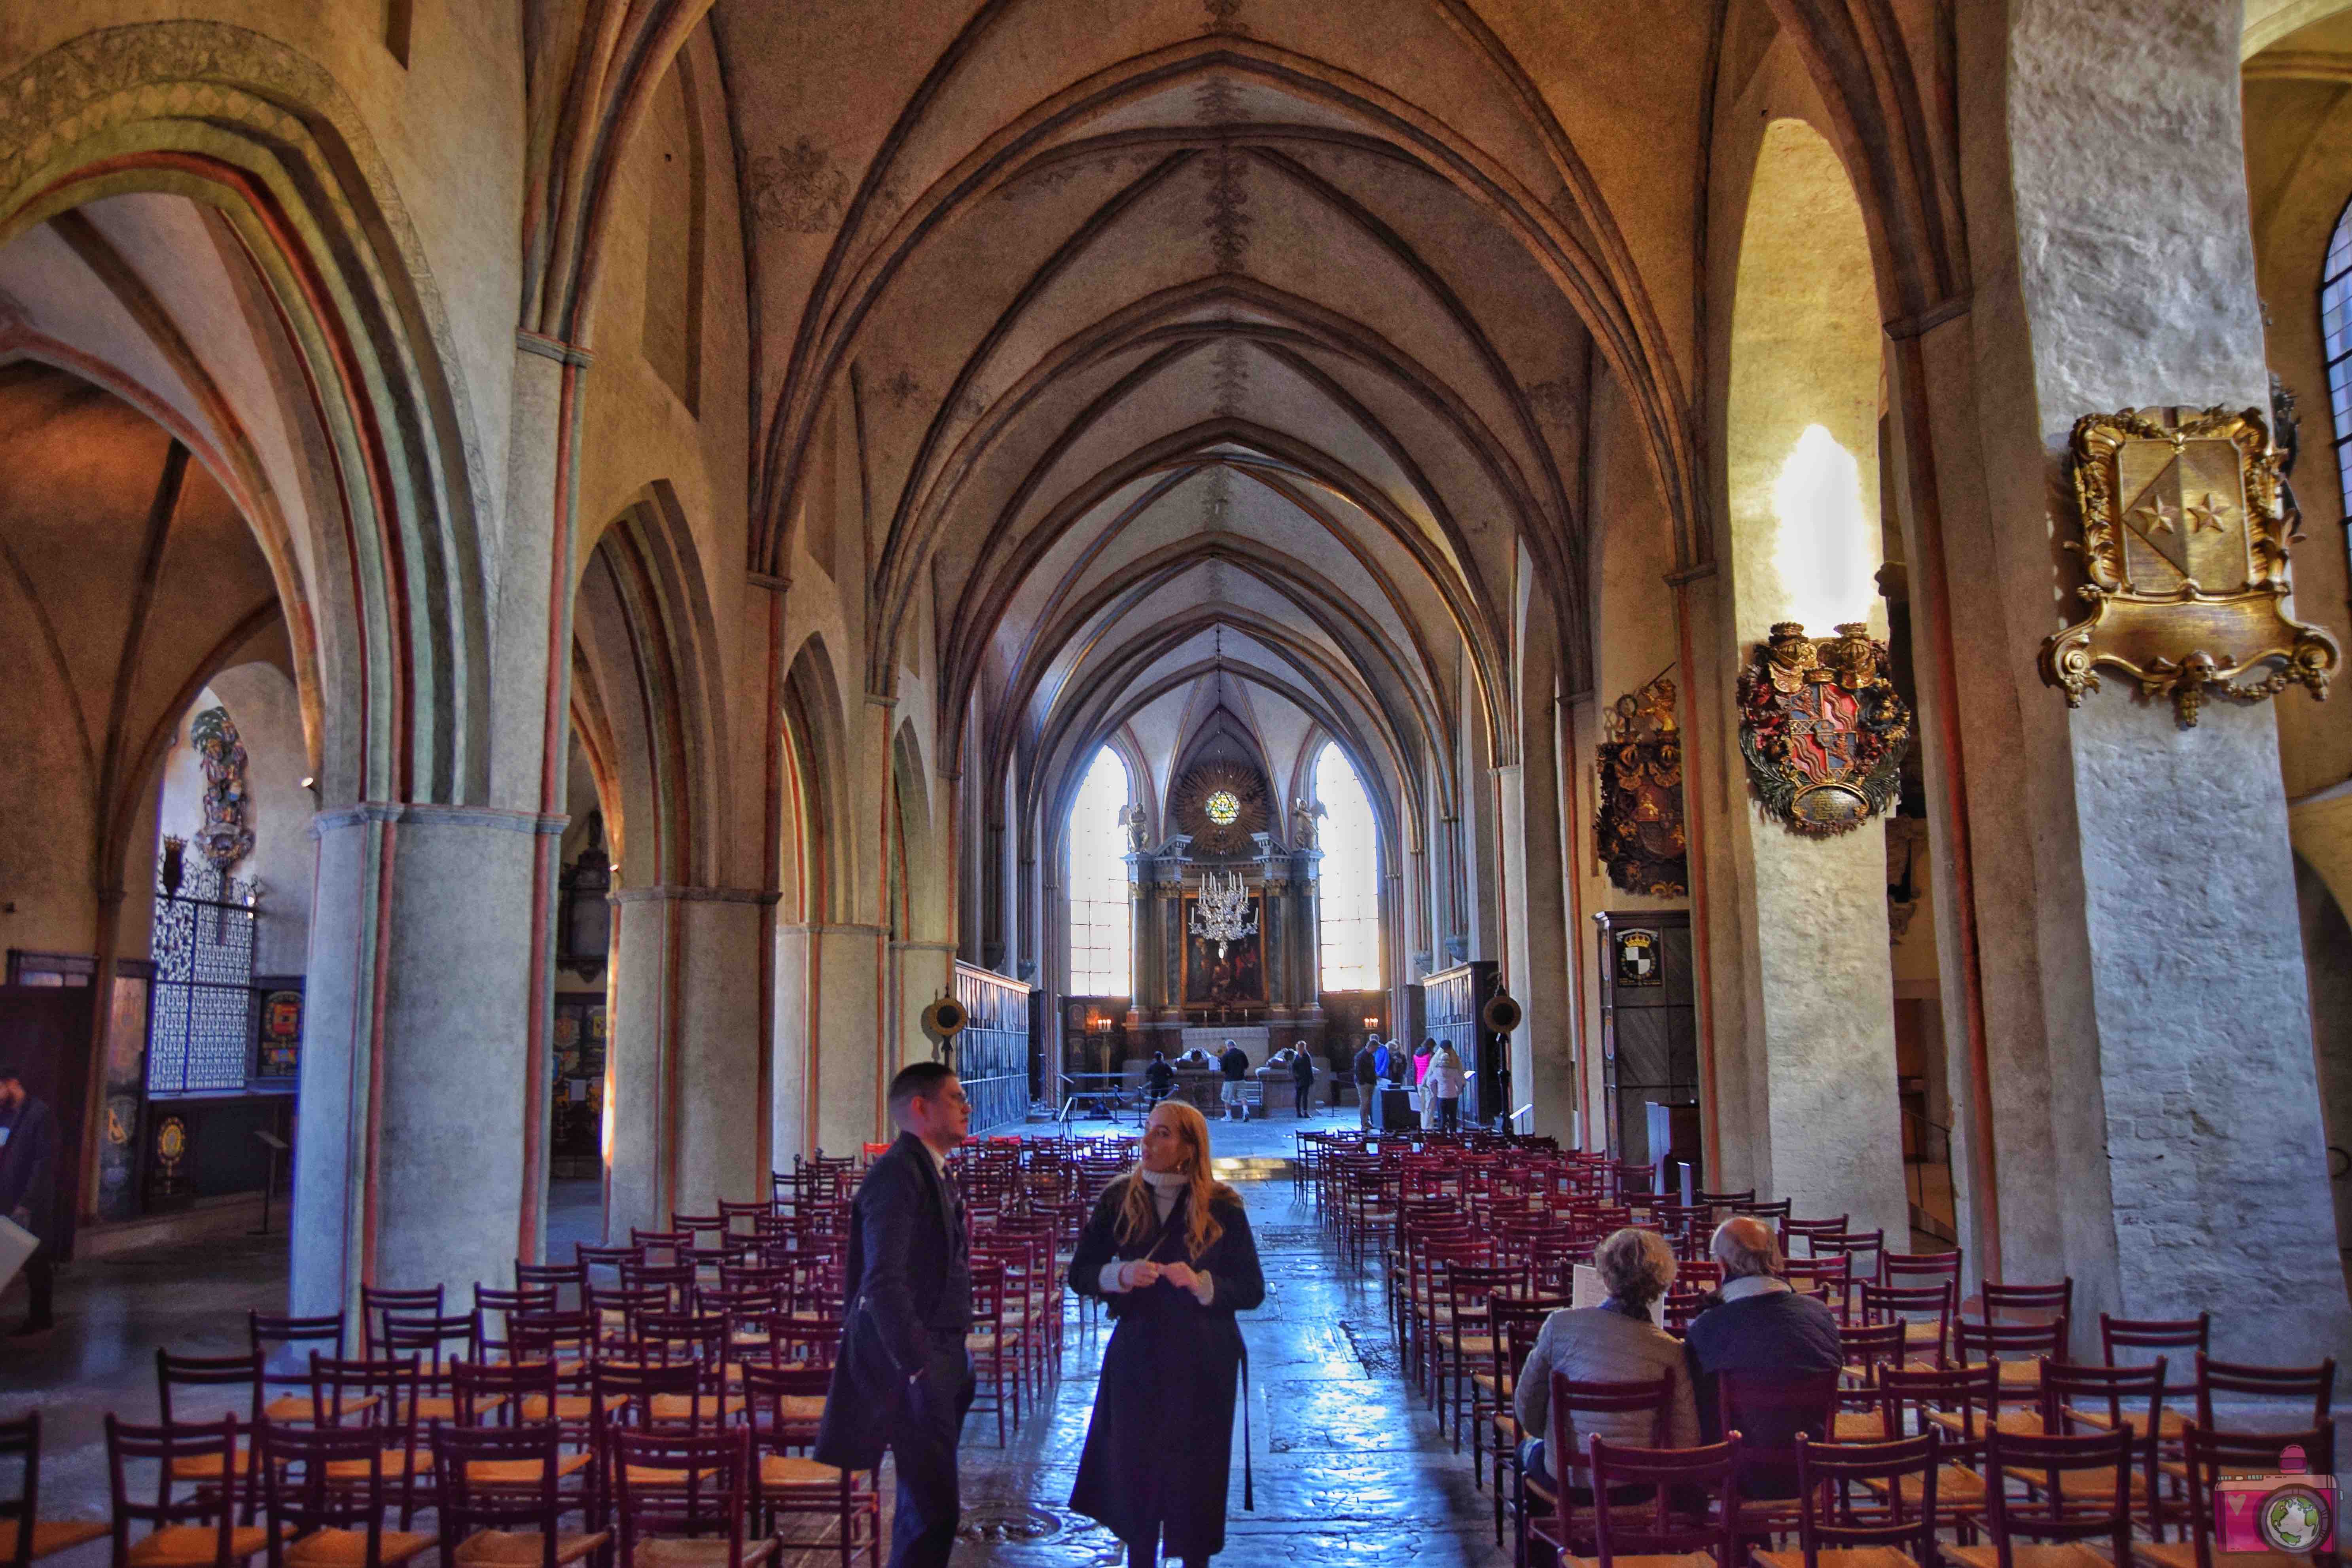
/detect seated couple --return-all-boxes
[1514,1216,1842,1496]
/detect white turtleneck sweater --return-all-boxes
[1099,1167,1215,1303]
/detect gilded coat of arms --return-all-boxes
[1737,622,1911,836]
[2042,405,2337,726]
[1595,674,1686,896]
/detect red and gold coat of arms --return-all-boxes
[1737,622,1911,836]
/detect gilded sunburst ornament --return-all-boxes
[1172,762,1267,854]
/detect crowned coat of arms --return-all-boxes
[2041,405,2337,725]
[1737,622,1912,836]
[1595,674,1686,896]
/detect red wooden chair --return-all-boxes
[154,1353,266,1523]
[1521,1373,1676,1566]
[1562,1434,1744,1568]
[1754,1430,1943,1568]
[0,1413,106,1568]
[1783,1216,1849,1259]
[2091,1314,2206,1442]
[2029,1360,2169,1534]
[256,1422,434,1568]
[2131,1424,2336,1568]
[742,1365,880,1568]
[1944,1427,2134,1568]
[248,1315,346,1424]
[104,1417,280,1568]
[608,1429,773,1568]
[431,1423,608,1568]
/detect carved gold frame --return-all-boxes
[2041,405,2338,726]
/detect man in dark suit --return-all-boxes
[816,1062,973,1568]
[0,1064,59,1337]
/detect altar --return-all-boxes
[1181,1024,1269,1067]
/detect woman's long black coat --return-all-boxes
[1068,1178,1266,1558]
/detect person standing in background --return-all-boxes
[0,1065,59,1338]
[1287,1042,1315,1118]
[1426,1041,1467,1132]
[1351,1040,1378,1130]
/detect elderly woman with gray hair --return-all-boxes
[1512,1227,1700,1491]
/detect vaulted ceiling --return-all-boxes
[716,0,1720,845]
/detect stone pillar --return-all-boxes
[293,806,549,1315]
[1910,0,2352,1357]
[773,922,888,1163]
[605,886,769,1235]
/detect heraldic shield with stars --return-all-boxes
[1737,621,1913,837]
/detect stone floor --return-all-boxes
[0,1108,1510,1566]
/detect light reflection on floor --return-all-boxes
[1,1110,1508,1566]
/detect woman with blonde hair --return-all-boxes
[1512,1226,1700,1492]
[1069,1100,1267,1566]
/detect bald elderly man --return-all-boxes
[1682,1216,1842,1492]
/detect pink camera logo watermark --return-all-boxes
[2216,1445,2337,1555]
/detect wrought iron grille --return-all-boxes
[148,858,259,1096]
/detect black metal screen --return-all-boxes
[148,860,258,1096]
[953,962,1034,1133]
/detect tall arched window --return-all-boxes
[1066,748,1133,996]
[1315,744,1382,990]
[2323,195,2352,510]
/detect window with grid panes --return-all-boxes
[1315,744,1383,991]
[1066,748,1133,996]
[2324,197,2352,514]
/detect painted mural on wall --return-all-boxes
[1594,673,1687,896]
[189,706,255,869]
[1737,622,1911,836]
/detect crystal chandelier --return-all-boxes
[1189,869,1258,959]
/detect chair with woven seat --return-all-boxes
[255,1423,433,1568]
[475,1291,560,1363]
[431,1425,608,1568]
[155,1353,268,1523]
[2086,1314,2205,1441]
[1955,1319,2068,1399]
[249,1316,348,1425]
[512,1265,585,1312]
[1858,1282,1954,1371]
[609,1430,775,1568]
[1754,1429,1942,1568]
[1942,1427,2134,1568]
[305,1357,428,1531]
[2,1413,106,1567]
[448,1363,597,1509]
[1720,1370,1841,1532]
[2130,1424,2335,1568]
[1815,1231,1886,1286]
[1522,1373,1678,1568]
[1980,1280,2073,1332]
[742,1365,879,1568]
[2031,1359,2167,1532]
[963,1260,1021,1445]
[1551,1434,1744,1568]
[2193,1354,2335,1434]
[1441,1263,1519,1448]
[358,1290,443,1362]
[105,1418,282,1568]
[378,1313,479,1422]
[1783,1217,1849,1259]
[1872,1363,2005,1530]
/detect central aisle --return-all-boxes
[858,1120,1509,1568]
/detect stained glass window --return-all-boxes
[1066,748,1133,996]
[1315,744,1382,990]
